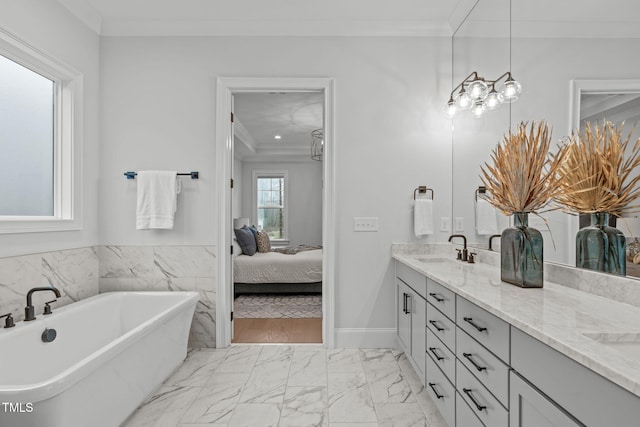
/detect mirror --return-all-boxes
[451,2,640,278]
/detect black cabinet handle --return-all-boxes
[463,388,487,411]
[463,353,487,372]
[463,317,487,332]
[429,347,445,361]
[402,293,407,314]
[429,320,445,332]
[428,383,444,400]
[406,294,411,314]
[429,292,445,302]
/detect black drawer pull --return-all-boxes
[463,388,487,411]
[405,294,411,314]
[429,320,445,332]
[428,383,444,400]
[463,353,487,372]
[429,347,445,361]
[429,292,445,302]
[402,293,407,314]
[463,317,487,332]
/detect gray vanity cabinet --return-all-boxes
[510,371,581,427]
[395,262,427,378]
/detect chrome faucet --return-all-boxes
[489,234,501,251]
[25,287,61,321]
[448,234,468,262]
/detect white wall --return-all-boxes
[240,160,322,246]
[0,0,100,257]
[99,36,454,335]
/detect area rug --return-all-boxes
[234,294,322,318]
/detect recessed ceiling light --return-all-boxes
[274,135,282,140]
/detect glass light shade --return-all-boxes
[444,97,457,118]
[501,78,522,102]
[472,101,485,118]
[456,90,472,110]
[468,78,489,100]
[483,89,504,110]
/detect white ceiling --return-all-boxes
[233,92,324,162]
[55,0,640,38]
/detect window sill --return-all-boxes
[0,217,82,234]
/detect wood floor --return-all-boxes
[232,318,322,343]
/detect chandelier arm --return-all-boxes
[448,71,481,98]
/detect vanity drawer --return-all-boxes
[456,392,485,427]
[456,296,510,363]
[426,326,455,384]
[396,261,427,298]
[456,326,509,407]
[457,360,508,427]
[426,351,455,427]
[426,278,455,321]
[426,302,456,353]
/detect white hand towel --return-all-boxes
[475,199,498,235]
[136,171,179,230]
[414,199,434,237]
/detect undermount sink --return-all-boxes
[582,332,640,359]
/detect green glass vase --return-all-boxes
[576,212,626,276]
[501,212,544,288]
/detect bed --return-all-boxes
[233,248,322,296]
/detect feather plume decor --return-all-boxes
[480,121,569,216]
[553,120,640,217]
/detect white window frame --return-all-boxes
[252,170,289,243]
[0,28,82,233]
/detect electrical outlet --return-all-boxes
[454,217,464,232]
[440,217,450,232]
[354,217,379,232]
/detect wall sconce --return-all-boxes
[445,71,522,119]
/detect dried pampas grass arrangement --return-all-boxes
[554,120,640,217]
[480,121,569,216]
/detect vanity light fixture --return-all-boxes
[274,135,282,140]
[445,71,522,118]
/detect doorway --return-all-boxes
[231,92,323,343]
[215,77,335,348]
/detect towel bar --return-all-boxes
[474,186,486,201]
[124,171,199,180]
[413,186,434,200]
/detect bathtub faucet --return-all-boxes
[25,287,61,322]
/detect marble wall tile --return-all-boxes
[153,246,215,278]
[98,246,157,278]
[0,248,99,322]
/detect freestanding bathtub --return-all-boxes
[0,291,199,427]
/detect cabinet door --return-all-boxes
[397,279,411,353]
[409,291,426,377]
[510,371,582,427]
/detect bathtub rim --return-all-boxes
[0,291,199,402]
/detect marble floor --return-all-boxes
[122,345,448,427]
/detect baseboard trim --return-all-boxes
[334,328,398,348]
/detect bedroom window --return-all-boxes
[254,171,288,241]
[0,31,82,233]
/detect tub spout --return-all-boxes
[25,287,61,322]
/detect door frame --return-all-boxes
[215,77,336,348]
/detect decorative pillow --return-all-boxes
[256,231,271,253]
[234,225,257,256]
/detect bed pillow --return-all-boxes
[234,225,257,256]
[256,230,271,253]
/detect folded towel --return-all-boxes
[414,199,434,237]
[475,198,498,235]
[136,171,180,230]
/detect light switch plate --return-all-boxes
[440,217,450,232]
[454,217,464,232]
[354,217,379,232]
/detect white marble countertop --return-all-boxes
[392,252,640,398]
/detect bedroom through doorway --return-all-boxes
[230,91,324,344]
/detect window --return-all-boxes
[254,171,288,240]
[0,30,82,233]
